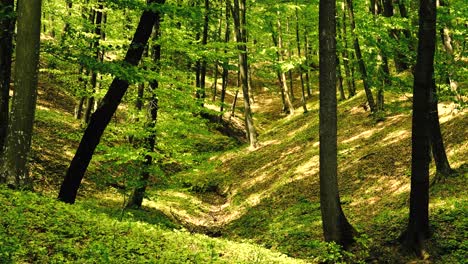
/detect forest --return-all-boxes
[0,0,466,263]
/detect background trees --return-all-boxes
[0,0,465,262]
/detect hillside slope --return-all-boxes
[146,88,467,263]
[3,71,467,263]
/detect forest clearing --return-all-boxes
[0,0,467,263]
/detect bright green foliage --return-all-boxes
[0,187,307,263]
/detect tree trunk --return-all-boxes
[429,81,454,178]
[345,0,376,112]
[220,0,231,115]
[319,0,355,247]
[273,17,294,115]
[232,0,258,148]
[303,27,312,97]
[286,18,294,101]
[127,5,164,208]
[339,2,355,98]
[401,0,435,256]
[198,0,209,106]
[84,2,104,124]
[295,8,308,113]
[0,0,42,188]
[58,0,161,204]
[212,13,223,102]
[0,0,14,154]
[394,0,411,72]
[230,89,239,118]
[337,56,346,101]
[376,0,393,111]
[437,0,460,101]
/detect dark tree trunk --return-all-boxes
[127,7,164,208]
[401,0,435,256]
[394,0,411,72]
[84,2,104,124]
[319,0,355,247]
[345,0,376,112]
[429,81,454,178]
[1,0,42,188]
[375,0,393,111]
[230,89,238,118]
[0,0,14,154]
[58,0,161,204]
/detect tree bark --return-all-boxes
[345,0,376,112]
[232,0,258,148]
[273,17,294,115]
[84,2,104,124]
[319,0,355,247]
[0,0,14,154]
[127,5,164,208]
[0,0,42,188]
[295,7,308,113]
[58,0,161,204]
[339,2,355,98]
[220,0,231,115]
[198,0,209,106]
[401,0,435,256]
[429,81,454,178]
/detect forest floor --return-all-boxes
[2,70,467,263]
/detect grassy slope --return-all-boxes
[148,88,467,263]
[2,71,466,263]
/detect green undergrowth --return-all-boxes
[0,187,309,264]
[160,90,467,263]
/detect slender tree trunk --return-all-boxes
[0,0,15,154]
[437,0,460,101]
[212,13,223,102]
[198,0,209,106]
[429,81,454,178]
[74,97,85,120]
[58,0,162,204]
[127,4,165,208]
[230,89,239,118]
[338,2,354,98]
[274,17,294,115]
[269,24,287,113]
[220,0,231,115]
[232,0,258,148]
[84,2,104,124]
[337,57,346,101]
[394,0,411,72]
[345,0,376,112]
[303,27,312,97]
[295,7,308,113]
[319,0,355,247]
[375,0,393,111]
[401,0,435,256]
[0,0,42,188]
[286,17,294,100]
